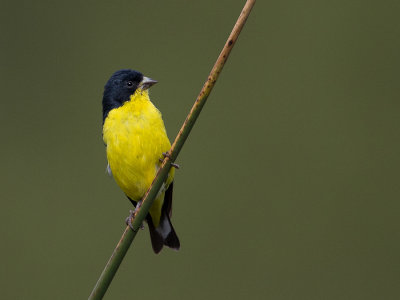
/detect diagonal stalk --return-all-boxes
[89,1,256,299]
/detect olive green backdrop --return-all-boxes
[1,0,399,299]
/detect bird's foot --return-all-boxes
[125,209,145,231]
[171,162,180,169]
[125,210,136,231]
[159,152,180,169]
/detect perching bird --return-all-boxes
[102,69,180,253]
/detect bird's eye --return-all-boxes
[126,81,133,87]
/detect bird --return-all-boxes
[102,69,180,254]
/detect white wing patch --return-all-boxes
[106,163,113,177]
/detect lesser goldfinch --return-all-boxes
[102,69,180,253]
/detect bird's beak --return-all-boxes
[139,76,158,90]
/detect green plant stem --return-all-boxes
[88,1,256,299]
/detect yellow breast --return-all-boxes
[102,90,174,204]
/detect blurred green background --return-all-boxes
[1,0,399,299]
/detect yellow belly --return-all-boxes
[102,90,174,226]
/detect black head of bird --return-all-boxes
[102,69,157,123]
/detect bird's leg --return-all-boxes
[159,152,180,169]
[125,210,136,231]
[125,214,145,231]
[125,201,145,231]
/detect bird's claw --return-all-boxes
[160,152,180,169]
[125,210,136,231]
[171,162,180,169]
[125,210,145,231]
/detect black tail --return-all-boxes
[146,211,180,254]
[128,182,180,254]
